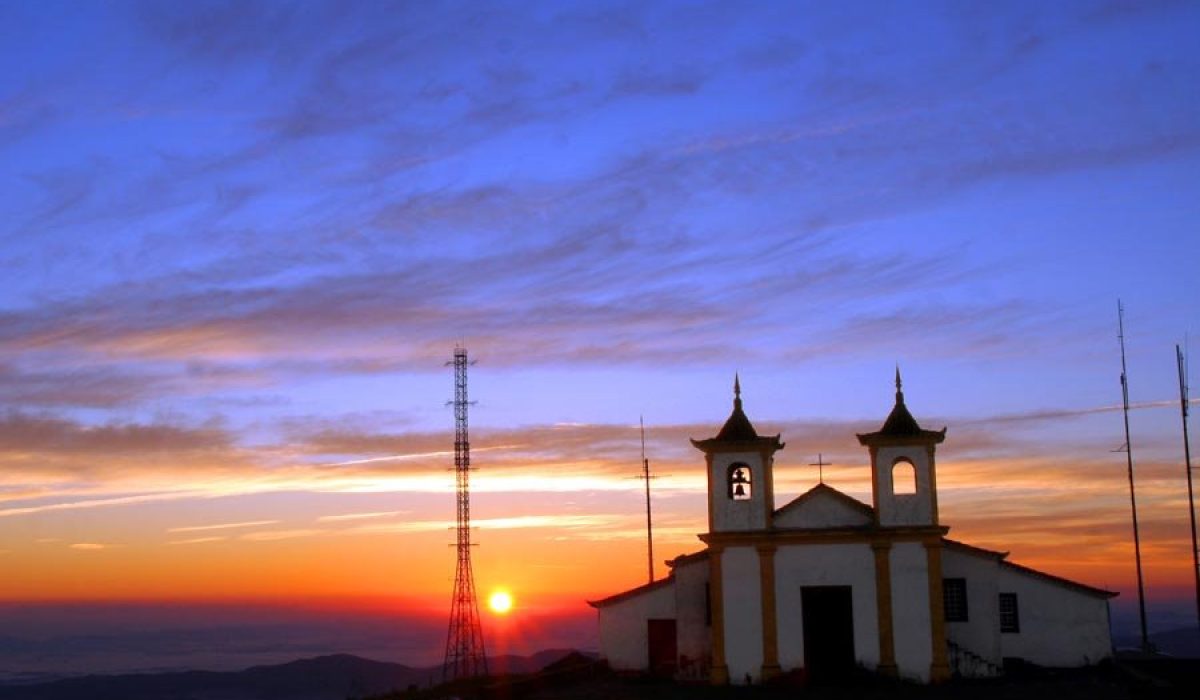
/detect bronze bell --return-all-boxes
[734,483,746,497]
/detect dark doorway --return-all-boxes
[647,618,677,677]
[802,586,855,679]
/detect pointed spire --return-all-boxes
[692,373,784,451]
[857,367,947,446]
[877,366,921,435]
[711,372,757,441]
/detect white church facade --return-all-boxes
[589,374,1115,684]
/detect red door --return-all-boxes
[647,618,677,676]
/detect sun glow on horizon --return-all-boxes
[488,590,513,615]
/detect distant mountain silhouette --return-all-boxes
[1116,626,1200,658]
[0,649,579,700]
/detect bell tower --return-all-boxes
[692,375,784,533]
[857,368,946,528]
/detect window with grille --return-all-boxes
[999,592,1020,633]
[943,578,968,622]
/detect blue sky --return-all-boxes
[0,0,1198,672]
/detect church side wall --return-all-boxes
[596,583,676,671]
[721,546,763,684]
[890,542,933,682]
[774,543,879,673]
[995,567,1112,666]
[673,560,711,681]
[940,548,1002,673]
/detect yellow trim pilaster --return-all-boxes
[924,539,950,683]
[871,540,897,676]
[757,544,781,680]
[709,545,729,685]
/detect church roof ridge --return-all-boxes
[586,575,675,608]
[944,538,1118,599]
[943,538,1008,560]
[773,482,874,518]
[665,549,708,568]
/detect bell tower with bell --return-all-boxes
[692,375,785,533]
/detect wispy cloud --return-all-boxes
[167,520,280,534]
[0,492,213,518]
[240,529,325,542]
[168,536,226,546]
[962,398,1200,426]
[340,513,632,536]
[315,511,405,523]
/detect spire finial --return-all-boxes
[733,372,743,411]
[895,365,904,403]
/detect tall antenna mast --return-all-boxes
[1178,342,1199,630]
[1117,301,1150,651]
[640,416,655,583]
[443,346,488,681]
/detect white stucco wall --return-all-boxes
[773,543,880,674]
[721,546,763,684]
[710,452,770,532]
[773,491,872,529]
[941,547,1002,674]
[889,542,933,682]
[673,558,712,680]
[596,581,676,671]
[996,565,1112,666]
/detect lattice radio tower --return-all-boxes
[442,346,488,681]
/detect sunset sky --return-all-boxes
[1,0,1198,674]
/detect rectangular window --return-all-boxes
[943,578,968,622]
[999,593,1020,633]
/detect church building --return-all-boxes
[589,374,1115,684]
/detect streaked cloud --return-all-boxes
[167,520,280,534]
[315,510,406,523]
[240,529,326,542]
[168,536,226,546]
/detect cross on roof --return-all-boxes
[809,453,833,484]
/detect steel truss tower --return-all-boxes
[442,346,488,681]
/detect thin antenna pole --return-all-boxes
[641,416,654,584]
[1178,343,1199,630]
[1118,301,1150,651]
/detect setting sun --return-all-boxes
[487,590,514,615]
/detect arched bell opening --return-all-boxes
[891,458,917,495]
[728,463,752,500]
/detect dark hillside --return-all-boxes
[0,650,578,700]
[373,656,1198,700]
